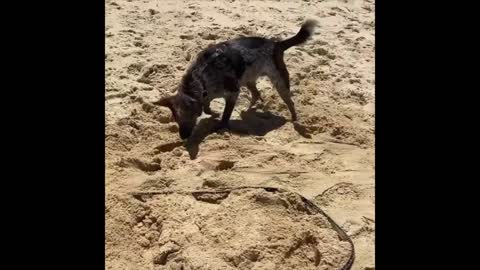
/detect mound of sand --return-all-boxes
[106,188,354,270]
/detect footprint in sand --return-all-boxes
[116,157,161,172]
[199,31,219,41]
[137,64,172,84]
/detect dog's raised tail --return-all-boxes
[276,20,317,52]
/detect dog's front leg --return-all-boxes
[203,98,213,115]
[216,91,239,131]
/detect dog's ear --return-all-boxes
[153,96,173,108]
[154,96,179,121]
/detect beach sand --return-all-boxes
[106,0,374,269]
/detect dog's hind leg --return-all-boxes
[246,81,264,108]
[268,59,297,121]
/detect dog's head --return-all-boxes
[155,94,202,140]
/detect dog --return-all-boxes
[154,20,317,140]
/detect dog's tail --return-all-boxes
[276,20,317,52]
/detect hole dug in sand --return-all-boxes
[215,160,235,171]
[118,188,354,270]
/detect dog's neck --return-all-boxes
[178,66,205,106]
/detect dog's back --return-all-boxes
[182,20,317,100]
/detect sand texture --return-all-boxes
[106,0,374,269]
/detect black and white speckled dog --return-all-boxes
[155,20,317,140]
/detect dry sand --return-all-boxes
[112,188,355,270]
[106,0,374,269]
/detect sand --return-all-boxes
[106,0,374,269]
[108,188,355,270]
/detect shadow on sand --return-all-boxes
[184,108,315,159]
[185,109,285,159]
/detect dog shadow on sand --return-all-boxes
[185,108,313,159]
